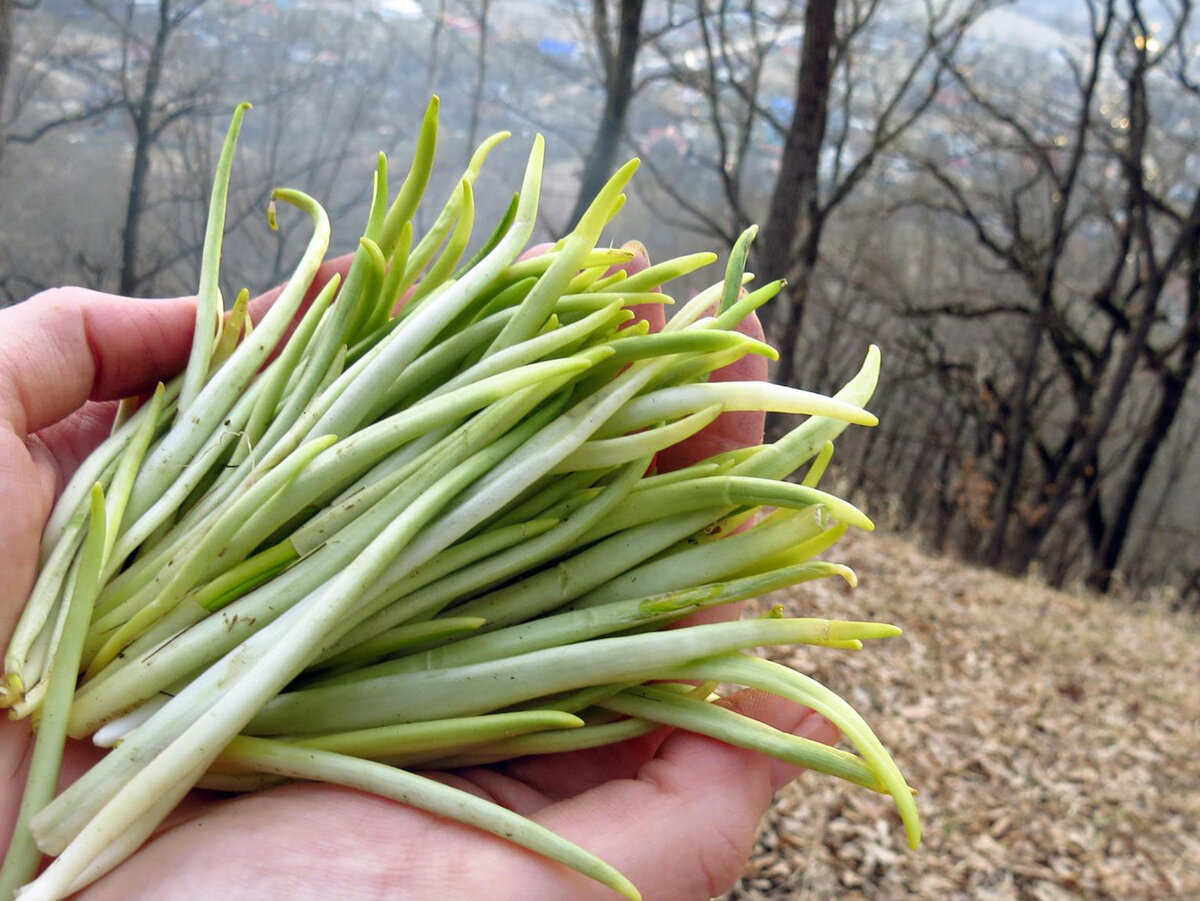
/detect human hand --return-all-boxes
[0,250,837,901]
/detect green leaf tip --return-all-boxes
[721,225,759,314]
[825,621,902,641]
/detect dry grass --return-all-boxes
[721,532,1200,900]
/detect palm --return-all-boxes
[1,260,833,901]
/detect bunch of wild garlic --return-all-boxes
[1,100,917,901]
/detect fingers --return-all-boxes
[619,240,667,334]
[615,239,769,472]
[527,690,837,901]
[72,694,835,901]
[0,289,198,438]
[472,726,674,807]
[0,290,195,644]
[658,310,768,473]
[247,254,355,329]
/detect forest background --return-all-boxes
[4,0,1198,605]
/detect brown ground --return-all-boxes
[721,532,1200,901]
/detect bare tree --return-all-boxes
[0,0,16,165]
[754,0,836,383]
[98,0,215,294]
[567,0,647,226]
[464,0,496,160]
[1,1,432,301]
[899,0,1200,590]
[636,0,994,388]
[2,0,115,175]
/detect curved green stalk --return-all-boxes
[213,736,641,900]
[379,96,439,257]
[424,717,659,768]
[656,653,921,850]
[114,188,331,571]
[598,684,886,792]
[550,404,724,473]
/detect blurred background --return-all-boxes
[2,3,1198,898]
[5,0,1197,607]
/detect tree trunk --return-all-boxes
[1086,259,1200,592]
[773,220,823,389]
[568,0,645,228]
[464,0,493,164]
[426,0,448,96]
[0,0,13,173]
[932,407,970,553]
[755,0,837,367]
[982,318,1042,567]
[119,0,172,296]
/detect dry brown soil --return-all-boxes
[721,532,1200,901]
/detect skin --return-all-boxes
[0,251,838,901]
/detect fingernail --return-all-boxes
[794,711,839,746]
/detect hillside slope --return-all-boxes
[723,533,1200,900]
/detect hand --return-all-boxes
[0,252,837,901]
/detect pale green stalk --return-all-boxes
[803,440,836,488]
[378,97,439,257]
[656,653,921,849]
[549,404,724,472]
[245,617,899,736]
[0,487,105,898]
[304,137,546,442]
[598,684,886,791]
[231,272,340,466]
[283,710,583,760]
[610,251,717,293]
[425,717,659,768]
[587,476,873,537]
[720,225,758,314]
[485,158,639,356]
[115,189,331,565]
[314,457,650,662]
[311,560,858,692]
[408,179,475,306]
[101,385,166,563]
[599,382,877,436]
[176,102,250,418]
[302,616,486,676]
[594,329,776,368]
[4,519,84,703]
